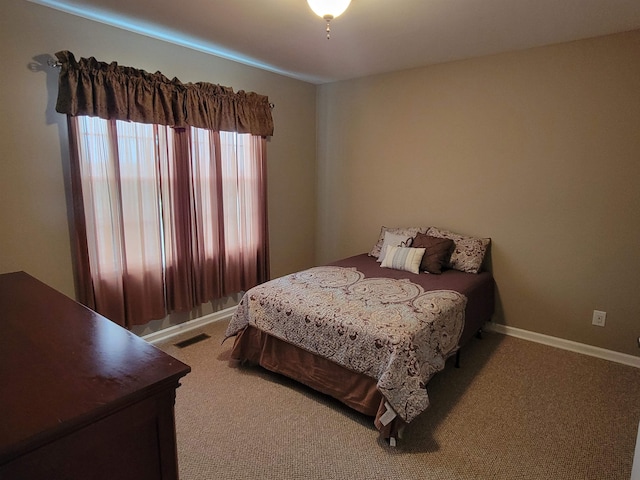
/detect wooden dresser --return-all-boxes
[0,272,191,479]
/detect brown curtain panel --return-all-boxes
[54,50,274,137]
[60,51,272,328]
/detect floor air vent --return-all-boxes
[174,333,211,348]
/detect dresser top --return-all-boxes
[0,271,191,462]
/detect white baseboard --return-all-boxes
[485,322,640,368]
[142,306,236,345]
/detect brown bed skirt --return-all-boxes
[229,325,406,439]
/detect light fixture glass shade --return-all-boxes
[307,0,352,19]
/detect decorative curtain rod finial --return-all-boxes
[47,58,61,68]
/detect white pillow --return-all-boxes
[380,246,426,274]
[369,226,428,258]
[377,231,414,263]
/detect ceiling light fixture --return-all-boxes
[307,0,352,39]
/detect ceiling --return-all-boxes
[35,0,640,84]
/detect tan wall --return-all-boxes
[0,0,317,329]
[316,31,640,356]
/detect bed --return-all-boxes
[224,226,495,444]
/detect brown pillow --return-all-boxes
[411,233,455,274]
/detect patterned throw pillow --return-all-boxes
[411,233,455,274]
[369,226,429,258]
[380,246,426,275]
[426,227,490,274]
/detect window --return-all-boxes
[69,116,269,327]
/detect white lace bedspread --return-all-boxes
[225,266,467,423]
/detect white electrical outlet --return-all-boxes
[592,310,606,327]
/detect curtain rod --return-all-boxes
[47,56,274,109]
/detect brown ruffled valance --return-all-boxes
[54,50,274,137]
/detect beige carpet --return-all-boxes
[158,321,640,480]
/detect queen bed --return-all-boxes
[224,226,495,444]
